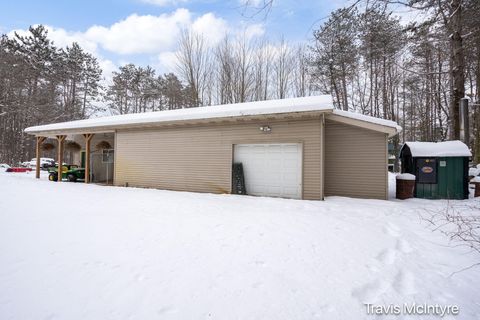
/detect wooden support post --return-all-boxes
[56,135,66,182]
[35,136,46,179]
[83,133,94,183]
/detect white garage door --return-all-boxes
[234,143,302,199]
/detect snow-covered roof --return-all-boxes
[332,109,402,131]
[25,96,333,134]
[402,141,472,157]
[25,95,402,135]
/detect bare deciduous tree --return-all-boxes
[176,30,211,107]
[273,38,293,99]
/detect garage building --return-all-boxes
[25,96,400,200]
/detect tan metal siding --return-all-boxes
[324,119,388,199]
[115,118,323,200]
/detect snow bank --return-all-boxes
[25,96,333,133]
[469,164,480,177]
[396,173,416,181]
[332,109,402,131]
[471,176,480,183]
[403,140,471,157]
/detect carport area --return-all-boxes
[34,132,115,184]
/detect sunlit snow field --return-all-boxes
[0,171,479,319]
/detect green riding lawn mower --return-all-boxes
[48,165,86,182]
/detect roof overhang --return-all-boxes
[326,112,400,138]
[25,95,334,136]
[24,95,402,138]
[25,110,328,137]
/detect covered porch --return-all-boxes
[34,131,115,185]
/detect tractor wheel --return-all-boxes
[67,174,77,182]
[48,173,57,182]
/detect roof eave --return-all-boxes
[24,109,331,136]
[326,113,399,137]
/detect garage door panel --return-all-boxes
[283,158,298,167]
[270,158,282,164]
[270,176,282,184]
[267,145,282,153]
[251,186,266,194]
[283,172,298,181]
[283,144,300,153]
[283,187,298,197]
[234,143,302,199]
[268,186,282,195]
[252,145,266,153]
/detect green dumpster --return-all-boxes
[399,141,471,200]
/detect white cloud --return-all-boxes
[156,51,179,73]
[7,29,27,39]
[8,25,98,54]
[6,9,229,56]
[243,23,265,40]
[191,13,228,45]
[98,58,117,81]
[46,27,98,54]
[6,9,267,76]
[140,0,187,6]
[85,9,192,54]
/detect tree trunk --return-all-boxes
[448,0,465,140]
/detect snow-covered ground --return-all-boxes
[1,171,479,319]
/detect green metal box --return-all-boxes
[400,141,470,200]
[414,157,468,199]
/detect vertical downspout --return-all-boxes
[385,133,389,200]
[113,130,118,186]
[321,113,325,200]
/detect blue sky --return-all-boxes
[0,0,345,77]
